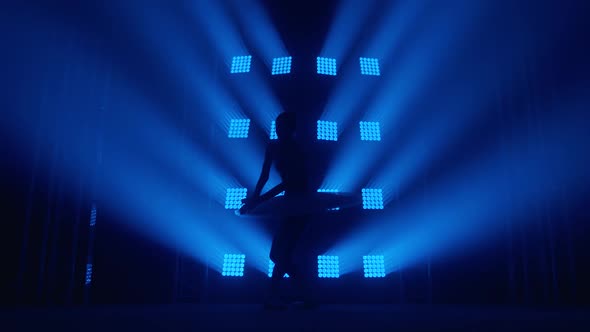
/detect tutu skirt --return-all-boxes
[236,192,362,218]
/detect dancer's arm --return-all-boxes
[238,182,285,215]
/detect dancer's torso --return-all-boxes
[270,140,310,196]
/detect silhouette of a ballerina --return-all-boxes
[241,112,315,309]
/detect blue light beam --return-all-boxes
[228,0,289,69]
[329,106,590,275]
[320,0,380,61]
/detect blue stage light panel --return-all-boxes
[317,57,337,75]
[359,121,381,141]
[228,119,251,138]
[225,188,247,209]
[317,120,338,141]
[270,120,278,140]
[318,255,340,278]
[268,260,289,278]
[85,263,93,285]
[359,57,380,76]
[231,55,252,73]
[363,255,385,278]
[362,188,384,210]
[272,56,292,75]
[222,254,245,277]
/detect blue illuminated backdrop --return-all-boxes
[3,0,587,302]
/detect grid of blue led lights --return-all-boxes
[249,120,382,142]
[222,254,245,277]
[231,56,252,73]
[317,120,338,141]
[225,188,247,209]
[223,54,391,281]
[219,255,389,279]
[229,56,381,75]
[317,57,337,75]
[318,255,340,278]
[362,188,384,210]
[363,255,386,278]
[272,56,292,75]
[228,119,250,138]
[360,121,381,141]
[359,57,380,76]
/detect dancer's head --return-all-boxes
[275,112,296,140]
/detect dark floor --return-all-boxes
[2,304,589,332]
